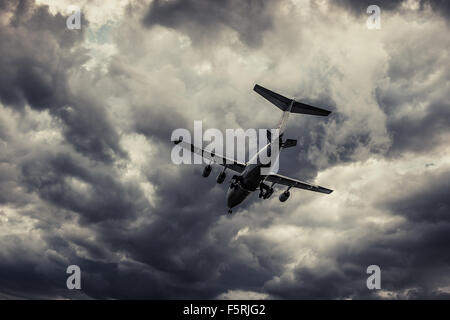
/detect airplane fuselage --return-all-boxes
[226,143,273,209]
[174,84,333,214]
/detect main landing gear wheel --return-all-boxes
[228,209,232,215]
[258,184,274,199]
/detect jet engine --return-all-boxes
[216,171,226,184]
[279,191,290,202]
[202,165,212,177]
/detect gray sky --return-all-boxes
[0,0,449,299]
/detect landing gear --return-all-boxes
[230,175,242,189]
[258,182,274,199]
[228,209,232,215]
[261,188,274,199]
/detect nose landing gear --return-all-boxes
[230,175,242,189]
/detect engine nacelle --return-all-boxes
[216,171,226,184]
[279,191,290,202]
[202,165,212,177]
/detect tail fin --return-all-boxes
[253,84,331,116]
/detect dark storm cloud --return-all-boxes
[20,151,149,224]
[30,141,282,298]
[263,171,450,300]
[375,31,450,156]
[7,147,270,299]
[142,0,275,47]
[384,100,450,155]
[265,265,359,299]
[91,161,238,297]
[0,0,125,162]
[1,0,450,300]
[57,93,127,162]
[133,103,187,143]
[333,222,450,299]
[0,2,73,110]
[329,1,450,158]
[334,0,404,14]
[0,229,171,299]
[0,234,69,298]
[335,0,450,20]
[383,171,450,223]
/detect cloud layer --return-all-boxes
[0,0,449,299]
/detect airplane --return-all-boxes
[174,84,333,214]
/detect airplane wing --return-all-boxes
[175,140,246,173]
[265,173,333,194]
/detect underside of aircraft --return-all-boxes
[173,84,333,214]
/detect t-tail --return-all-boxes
[253,84,331,139]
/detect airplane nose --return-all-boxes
[226,185,237,208]
[226,184,250,209]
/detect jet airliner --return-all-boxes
[174,84,333,214]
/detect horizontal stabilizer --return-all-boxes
[254,84,331,116]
